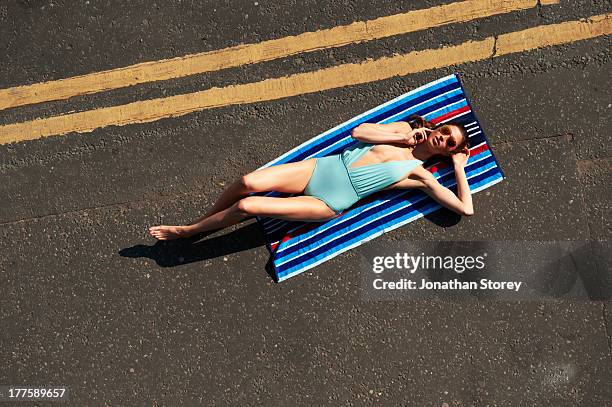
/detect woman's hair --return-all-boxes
[407,114,469,154]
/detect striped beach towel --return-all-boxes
[251,73,505,282]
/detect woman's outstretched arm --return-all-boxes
[418,149,474,216]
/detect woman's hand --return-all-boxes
[403,127,432,146]
[451,147,470,168]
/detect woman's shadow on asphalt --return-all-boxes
[118,220,279,280]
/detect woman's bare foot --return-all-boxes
[148,225,193,241]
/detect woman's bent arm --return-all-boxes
[451,164,474,215]
[351,122,411,144]
[419,166,474,216]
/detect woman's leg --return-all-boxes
[149,195,337,240]
[188,178,250,225]
[148,159,319,240]
[192,158,318,221]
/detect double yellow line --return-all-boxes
[0,0,556,111]
[1,0,610,145]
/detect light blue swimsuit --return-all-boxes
[304,141,423,215]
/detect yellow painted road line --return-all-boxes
[0,13,609,145]
[0,0,558,111]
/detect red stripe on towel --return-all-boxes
[431,105,471,124]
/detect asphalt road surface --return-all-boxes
[1,0,610,405]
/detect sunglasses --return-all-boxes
[439,126,458,148]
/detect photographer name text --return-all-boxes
[373,278,522,291]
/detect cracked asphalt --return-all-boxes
[0,0,610,405]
